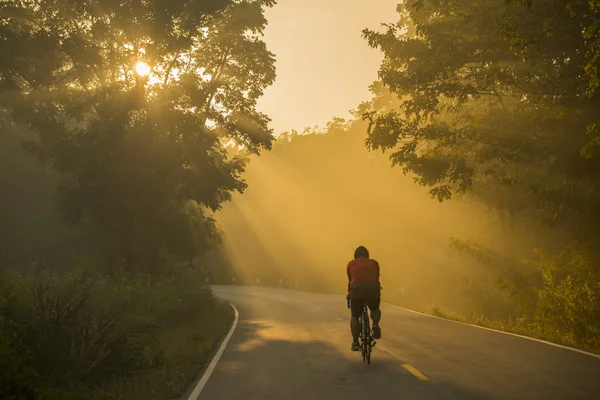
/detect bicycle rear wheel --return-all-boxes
[362,306,371,364]
[365,320,371,364]
[359,316,366,361]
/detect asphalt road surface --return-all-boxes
[194,286,600,400]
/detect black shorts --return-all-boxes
[350,298,381,318]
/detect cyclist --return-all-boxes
[347,245,382,351]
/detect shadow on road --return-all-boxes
[198,316,494,400]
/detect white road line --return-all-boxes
[187,303,240,400]
[383,302,600,359]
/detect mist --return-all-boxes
[213,120,537,313]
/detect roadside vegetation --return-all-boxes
[0,266,233,400]
[0,0,274,398]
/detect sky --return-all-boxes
[256,0,400,135]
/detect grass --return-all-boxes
[421,303,600,355]
[0,266,234,400]
[103,300,233,400]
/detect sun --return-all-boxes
[135,61,151,77]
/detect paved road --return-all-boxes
[196,286,600,400]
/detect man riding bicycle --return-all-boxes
[347,245,382,351]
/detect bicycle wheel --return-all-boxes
[359,316,366,361]
[362,306,371,364]
[365,313,372,364]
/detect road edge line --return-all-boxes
[383,302,600,359]
[186,303,240,400]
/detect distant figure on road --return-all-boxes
[231,276,236,286]
[346,245,382,352]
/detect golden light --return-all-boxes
[135,61,151,77]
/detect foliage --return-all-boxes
[531,246,600,348]
[360,0,600,352]
[362,0,600,238]
[0,265,232,399]
[0,123,65,268]
[0,0,276,271]
[447,237,600,351]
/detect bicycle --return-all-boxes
[347,295,376,364]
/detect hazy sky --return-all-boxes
[257,0,400,135]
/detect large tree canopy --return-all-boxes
[362,0,600,240]
[0,0,277,270]
[362,0,600,349]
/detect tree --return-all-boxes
[361,0,600,347]
[0,123,68,269]
[362,0,600,242]
[0,0,277,271]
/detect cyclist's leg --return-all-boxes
[367,298,382,339]
[350,298,364,350]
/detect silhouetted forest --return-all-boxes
[1,0,599,398]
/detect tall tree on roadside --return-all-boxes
[362,0,600,240]
[0,0,277,271]
[362,0,600,347]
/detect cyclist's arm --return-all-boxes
[347,262,352,292]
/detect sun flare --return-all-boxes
[135,61,151,77]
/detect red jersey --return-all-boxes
[347,258,380,299]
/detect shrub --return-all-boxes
[0,265,232,399]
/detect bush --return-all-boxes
[531,247,600,350]
[0,265,233,399]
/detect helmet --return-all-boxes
[354,245,369,259]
